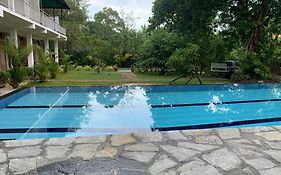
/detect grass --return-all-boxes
[26,70,230,87]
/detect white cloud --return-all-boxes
[87,0,153,29]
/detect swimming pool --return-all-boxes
[1,84,281,140]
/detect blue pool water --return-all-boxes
[1,84,281,140]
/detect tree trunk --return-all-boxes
[246,0,269,53]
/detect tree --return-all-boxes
[167,43,202,84]
[61,0,88,60]
[217,0,281,53]
[149,0,223,40]
[91,7,125,42]
[4,39,32,88]
[148,0,224,74]
[137,29,182,73]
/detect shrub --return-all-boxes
[75,66,83,71]
[49,61,59,79]
[93,66,101,74]
[58,66,64,73]
[83,65,92,71]
[105,66,114,72]
[240,52,271,80]
[0,71,8,87]
[23,67,34,79]
[34,47,52,82]
[4,39,32,88]
[60,51,70,73]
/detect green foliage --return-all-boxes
[60,50,70,73]
[34,47,52,82]
[240,52,271,80]
[4,39,32,88]
[49,60,59,79]
[105,66,114,72]
[61,0,88,57]
[93,66,101,74]
[137,29,182,73]
[75,66,92,71]
[0,71,8,87]
[75,66,83,71]
[84,66,92,71]
[167,43,201,74]
[149,0,223,39]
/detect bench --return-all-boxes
[211,63,228,73]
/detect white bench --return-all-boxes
[211,63,228,73]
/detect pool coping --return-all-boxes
[1,126,281,174]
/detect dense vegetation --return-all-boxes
[59,0,281,83]
[1,0,281,88]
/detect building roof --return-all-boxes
[40,0,70,10]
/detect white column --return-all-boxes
[54,40,59,63]
[44,39,49,54]
[26,33,34,68]
[9,29,18,48]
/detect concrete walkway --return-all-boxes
[1,126,281,174]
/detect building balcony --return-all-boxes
[0,0,66,36]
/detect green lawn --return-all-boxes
[26,70,230,87]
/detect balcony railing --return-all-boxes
[0,0,66,36]
[0,0,8,7]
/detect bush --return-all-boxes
[4,39,32,88]
[60,51,70,73]
[93,66,101,73]
[34,47,52,82]
[49,61,59,79]
[105,66,114,72]
[58,66,64,73]
[240,52,271,80]
[75,66,83,71]
[0,71,8,87]
[35,64,48,82]
[22,67,34,79]
[83,65,92,71]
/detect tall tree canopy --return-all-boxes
[149,0,281,53]
[217,0,281,53]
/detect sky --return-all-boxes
[87,0,154,30]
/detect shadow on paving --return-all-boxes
[25,158,148,175]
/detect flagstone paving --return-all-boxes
[1,126,281,174]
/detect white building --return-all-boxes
[0,0,69,71]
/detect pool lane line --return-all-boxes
[19,88,70,140]
[152,116,281,131]
[2,98,281,109]
[0,128,79,134]
[0,115,280,134]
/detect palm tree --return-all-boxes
[4,38,32,88]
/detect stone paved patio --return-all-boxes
[0,127,281,174]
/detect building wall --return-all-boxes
[30,0,40,9]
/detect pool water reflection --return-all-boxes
[1,84,281,140]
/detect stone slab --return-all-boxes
[203,148,242,171]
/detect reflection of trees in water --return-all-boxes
[78,86,154,130]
